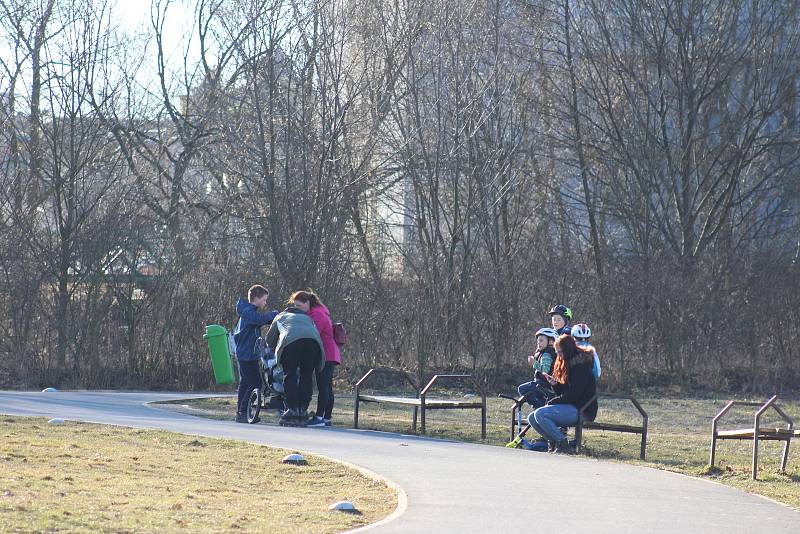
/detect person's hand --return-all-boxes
[527,354,535,366]
[542,372,557,386]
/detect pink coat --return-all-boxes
[308,304,341,364]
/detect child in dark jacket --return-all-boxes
[548,304,574,336]
[233,285,278,423]
[517,327,559,408]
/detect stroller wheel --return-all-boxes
[247,389,262,424]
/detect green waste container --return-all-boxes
[204,324,235,385]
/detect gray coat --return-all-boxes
[265,308,325,371]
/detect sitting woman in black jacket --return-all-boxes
[527,334,597,454]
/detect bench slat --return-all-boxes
[716,428,798,439]
[358,395,421,405]
[358,395,483,408]
[582,422,644,434]
[421,402,485,409]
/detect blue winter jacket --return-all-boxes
[234,299,278,362]
[556,325,573,336]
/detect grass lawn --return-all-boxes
[168,393,800,510]
[0,416,397,533]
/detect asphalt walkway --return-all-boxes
[1,391,798,533]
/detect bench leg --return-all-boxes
[752,432,760,480]
[640,430,647,461]
[511,406,517,442]
[354,394,360,429]
[575,423,583,454]
[710,433,717,467]
[420,400,426,434]
[481,402,487,440]
[412,406,418,433]
[781,438,790,474]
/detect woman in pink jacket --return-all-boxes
[290,290,341,427]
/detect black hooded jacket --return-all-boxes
[548,352,598,421]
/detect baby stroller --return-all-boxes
[245,337,287,423]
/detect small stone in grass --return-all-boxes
[48,418,65,425]
[282,453,306,465]
[329,501,361,514]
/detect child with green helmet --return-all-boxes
[549,304,573,336]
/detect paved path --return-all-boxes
[1,391,798,533]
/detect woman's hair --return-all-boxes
[552,334,594,384]
[289,290,323,308]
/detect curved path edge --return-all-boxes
[1,391,799,534]
[144,399,410,533]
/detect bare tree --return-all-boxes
[1,0,798,392]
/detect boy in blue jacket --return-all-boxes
[233,285,278,423]
[548,304,573,336]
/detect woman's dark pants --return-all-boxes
[281,339,321,412]
[315,361,337,419]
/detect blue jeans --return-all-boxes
[528,404,579,442]
[517,379,553,408]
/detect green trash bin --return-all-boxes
[204,324,235,385]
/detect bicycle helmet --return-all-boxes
[548,304,573,321]
[535,327,559,341]
[571,323,592,339]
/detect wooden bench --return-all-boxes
[354,368,487,439]
[710,395,797,480]
[502,392,649,460]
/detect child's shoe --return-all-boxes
[505,436,523,448]
[323,418,332,427]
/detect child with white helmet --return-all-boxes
[571,323,601,380]
[517,327,559,408]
